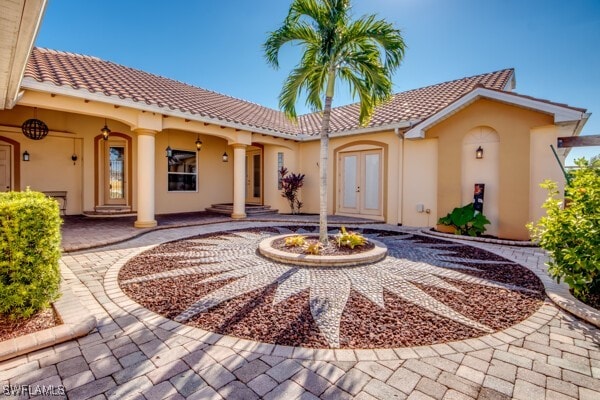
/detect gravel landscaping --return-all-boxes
[119,226,545,349]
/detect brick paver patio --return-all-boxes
[1,215,599,399]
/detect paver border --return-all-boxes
[0,280,97,362]
[104,225,558,361]
[258,234,388,267]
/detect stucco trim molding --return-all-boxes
[405,87,588,139]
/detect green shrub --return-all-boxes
[438,203,490,237]
[336,226,367,249]
[528,158,600,300]
[0,190,62,318]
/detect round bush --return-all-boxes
[0,190,62,318]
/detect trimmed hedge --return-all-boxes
[0,190,62,319]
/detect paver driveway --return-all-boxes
[1,220,599,400]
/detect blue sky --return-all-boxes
[35,0,600,165]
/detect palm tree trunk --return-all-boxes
[319,69,336,244]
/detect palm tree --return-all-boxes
[264,0,406,243]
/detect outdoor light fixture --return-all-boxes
[222,151,229,162]
[475,146,484,159]
[165,145,173,158]
[100,118,111,140]
[195,135,203,151]
[21,108,49,140]
[22,151,30,161]
[71,138,78,165]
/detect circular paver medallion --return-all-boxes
[118,226,545,349]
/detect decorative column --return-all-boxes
[231,143,247,219]
[134,129,158,227]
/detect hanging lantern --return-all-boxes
[22,108,49,140]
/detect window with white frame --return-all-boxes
[168,150,197,191]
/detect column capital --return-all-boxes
[231,143,247,150]
[133,128,158,137]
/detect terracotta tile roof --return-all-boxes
[25,48,580,137]
[25,48,300,135]
[298,69,515,135]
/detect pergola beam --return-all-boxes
[557,135,600,148]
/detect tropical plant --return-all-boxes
[438,203,490,237]
[279,167,305,214]
[285,235,307,247]
[264,0,406,243]
[528,158,600,301]
[0,190,62,319]
[305,242,323,255]
[336,226,367,249]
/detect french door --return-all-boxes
[338,150,383,217]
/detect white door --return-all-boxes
[0,145,10,192]
[245,150,262,204]
[339,150,383,217]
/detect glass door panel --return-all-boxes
[104,141,127,205]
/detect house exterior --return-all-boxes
[0,1,589,240]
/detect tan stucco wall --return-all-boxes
[0,106,121,214]
[402,138,438,227]
[425,99,554,239]
[262,143,300,214]
[0,105,239,215]
[529,124,568,225]
[154,131,233,214]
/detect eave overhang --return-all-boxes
[20,78,302,140]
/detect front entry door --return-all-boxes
[338,150,383,217]
[104,140,127,205]
[0,145,10,192]
[245,149,262,204]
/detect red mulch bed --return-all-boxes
[0,308,61,342]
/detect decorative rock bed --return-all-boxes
[118,226,545,349]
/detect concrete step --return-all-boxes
[84,205,135,217]
[205,203,278,216]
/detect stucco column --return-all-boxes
[231,143,247,219]
[134,129,158,228]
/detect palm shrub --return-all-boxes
[279,167,305,214]
[0,190,62,318]
[528,158,600,301]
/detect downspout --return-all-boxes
[395,127,404,226]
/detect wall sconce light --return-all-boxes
[165,145,172,158]
[22,151,30,161]
[195,136,203,152]
[222,151,229,162]
[475,146,484,159]
[100,118,111,140]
